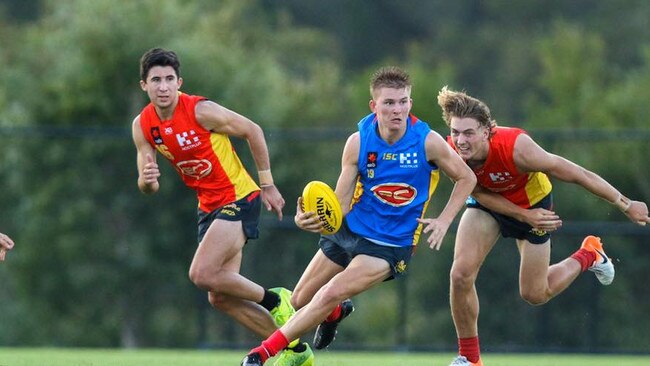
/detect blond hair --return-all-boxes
[370,66,411,98]
[437,86,496,136]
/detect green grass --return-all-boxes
[0,348,648,366]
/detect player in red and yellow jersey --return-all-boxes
[437,86,650,366]
[132,48,313,366]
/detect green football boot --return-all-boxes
[273,343,314,366]
[269,287,296,327]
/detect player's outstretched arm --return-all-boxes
[417,132,476,250]
[513,134,649,226]
[472,185,562,232]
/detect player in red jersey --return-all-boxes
[0,231,14,261]
[132,48,313,366]
[437,86,650,366]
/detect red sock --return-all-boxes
[251,330,289,363]
[248,345,271,363]
[459,336,481,363]
[570,248,597,272]
[325,304,342,322]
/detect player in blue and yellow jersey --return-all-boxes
[132,48,313,366]
[437,86,650,366]
[241,67,476,365]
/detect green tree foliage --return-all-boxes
[0,0,345,347]
[0,0,649,353]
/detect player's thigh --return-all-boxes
[517,239,551,292]
[453,208,500,269]
[292,249,344,308]
[194,219,246,270]
[325,254,391,299]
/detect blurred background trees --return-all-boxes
[0,0,648,353]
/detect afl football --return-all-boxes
[301,181,342,234]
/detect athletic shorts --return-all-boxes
[318,218,413,280]
[197,191,261,243]
[466,193,553,245]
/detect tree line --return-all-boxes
[0,0,648,352]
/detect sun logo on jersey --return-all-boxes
[176,159,213,179]
[370,183,417,207]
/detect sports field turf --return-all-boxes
[1,348,649,366]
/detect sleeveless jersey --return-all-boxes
[139,92,259,212]
[447,126,551,208]
[345,113,440,247]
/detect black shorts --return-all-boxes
[466,193,553,244]
[197,191,261,243]
[318,218,413,280]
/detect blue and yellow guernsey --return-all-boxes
[345,113,440,247]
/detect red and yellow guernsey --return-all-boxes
[449,127,552,208]
[139,92,259,212]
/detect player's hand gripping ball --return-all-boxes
[301,181,342,234]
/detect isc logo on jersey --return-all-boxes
[371,183,417,207]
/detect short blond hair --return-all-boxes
[370,66,411,98]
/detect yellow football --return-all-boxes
[301,180,342,235]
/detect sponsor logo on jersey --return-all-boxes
[367,152,378,169]
[370,183,417,207]
[176,130,201,150]
[382,152,397,161]
[399,152,418,168]
[382,151,419,168]
[219,209,236,217]
[164,127,173,135]
[176,159,213,179]
[489,171,512,182]
[150,127,163,145]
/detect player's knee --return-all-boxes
[290,287,309,310]
[317,283,347,306]
[450,265,477,290]
[520,289,549,306]
[188,264,216,291]
[208,292,228,310]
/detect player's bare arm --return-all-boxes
[417,131,476,250]
[335,132,361,215]
[132,116,160,194]
[472,185,562,231]
[0,232,14,262]
[514,134,649,225]
[195,100,285,220]
[294,133,359,233]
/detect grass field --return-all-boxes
[1,348,649,366]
